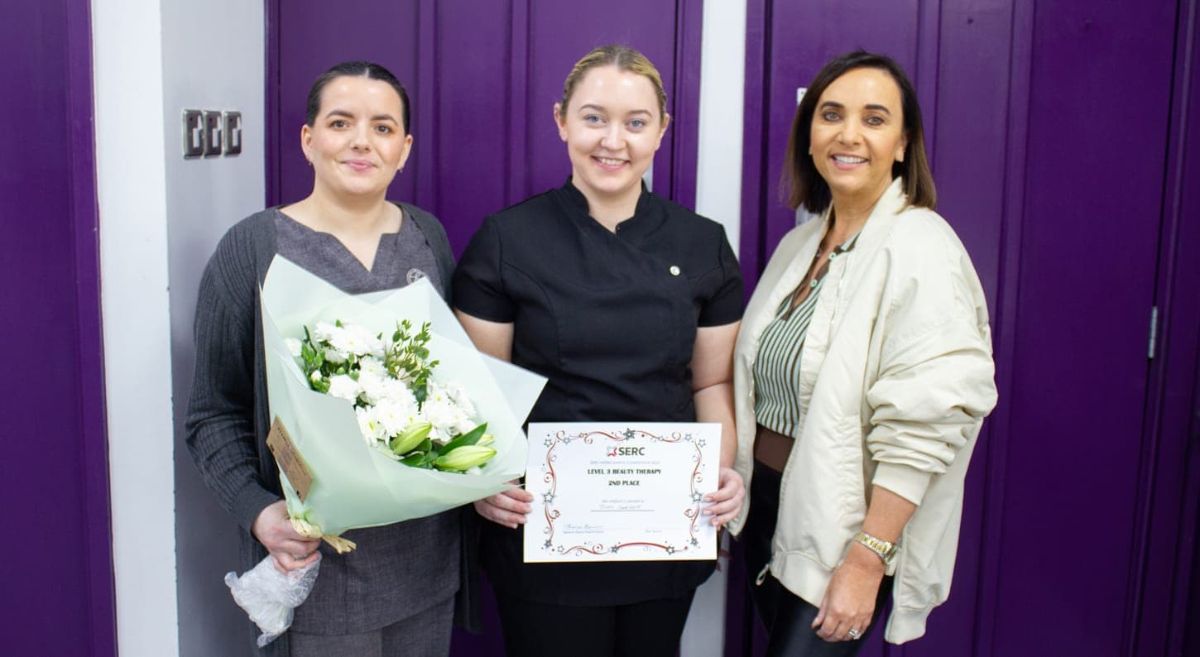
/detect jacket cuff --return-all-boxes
[872,462,933,506]
[884,605,930,644]
[232,483,284,534]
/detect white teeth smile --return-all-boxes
[596,157,625,166]
[833,155,867,164]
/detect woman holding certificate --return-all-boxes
[728,51,997,654]
[453,45,745,657]
[186,61,463,656]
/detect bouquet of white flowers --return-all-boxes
[225,255,546,645]
[293,318,498,474]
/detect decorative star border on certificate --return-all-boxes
[537,427,708,557]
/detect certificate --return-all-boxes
[523,422,720,563]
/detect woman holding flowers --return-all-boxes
[453,44,745,657]
[727,51,996,654]
[187,61,463,657]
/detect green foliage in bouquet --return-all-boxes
[385,320,438,404]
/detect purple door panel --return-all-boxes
[269,1,422,213]
[1130,6,1200,656]
[990,2,1175,655]
[269,0,702,256]
[0,0,115,655]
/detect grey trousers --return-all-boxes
[289,595,455,657]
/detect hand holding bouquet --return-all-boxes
[225,256,546,645]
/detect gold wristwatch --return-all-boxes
[853,531,898,566]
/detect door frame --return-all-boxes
[1132,1,1200,654]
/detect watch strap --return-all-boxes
[854,531,897,565]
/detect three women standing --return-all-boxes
[453,45,746,657]
[190,44,993,657]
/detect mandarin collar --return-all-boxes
[557,177,660,237]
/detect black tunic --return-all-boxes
[453,180,743,605]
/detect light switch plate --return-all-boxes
[202,110,223,157]
[182,109,204,158]
[223,111,242,155]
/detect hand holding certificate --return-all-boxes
[523,422,721,563]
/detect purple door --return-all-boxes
[0,0,116,655]
[741,1,1200,656]
[268,0,702,252]
[267,2,703,654]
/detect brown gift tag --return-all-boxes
[266,417,313,502]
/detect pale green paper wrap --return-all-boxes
[260,255,546,537]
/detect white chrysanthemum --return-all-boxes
[442,382,477,417]
[357,368,387,405]
[312,321,337,342]
[382,379,417,406]
[373,398,421,437]
[454,417,479,435]
[422,390,472,442]
[324,347,348,364]
[355,407,386,445]
[329,323,384,358]
[327,374,361,402]
[359,357,387,378]
[424,382,448,404]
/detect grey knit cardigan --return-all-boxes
[185,204,478,654]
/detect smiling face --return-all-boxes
[555,65,669,207]
[809,67,908,209]
[301,75,413,200]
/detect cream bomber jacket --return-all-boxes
[729,178,998,644]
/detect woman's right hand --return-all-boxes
[252,500,321,572]
[474,484,533,529]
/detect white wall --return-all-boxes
[95,1,266,656]
[93,1,178,655]
[681,1,747,656]
[695,0,747,255]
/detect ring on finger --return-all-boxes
[847,628,862,640]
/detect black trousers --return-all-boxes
[742,461,892,657]
[494,590,696,657]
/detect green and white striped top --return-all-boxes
[753,232,860,438]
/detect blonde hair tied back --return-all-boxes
[560,44,667,119]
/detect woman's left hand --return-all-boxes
[812,544,885,641]
[704,467,745,528]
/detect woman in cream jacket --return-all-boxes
[729,51,997,655]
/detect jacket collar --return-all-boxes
[827,177,908,255]
[750,177,909,332]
